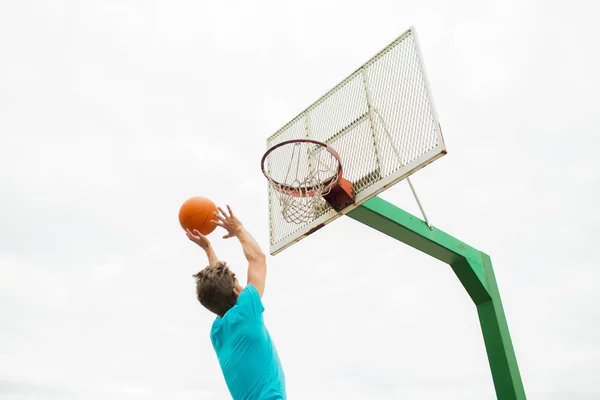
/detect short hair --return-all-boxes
[193,261,237,317]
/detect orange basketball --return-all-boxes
[179,196,219,235]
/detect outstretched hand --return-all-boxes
[186,228,211,250]
[212,205,243,239]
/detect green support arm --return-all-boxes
[347,196,526,400]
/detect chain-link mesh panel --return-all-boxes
[266,27,445,253]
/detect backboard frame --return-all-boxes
[266,26,446,256]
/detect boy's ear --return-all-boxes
[233,287,241,297]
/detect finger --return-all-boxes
[226,205,234,218]
[211,220,225,228]
[192,229,205,238]
[213,211,226,222]
[218,206,229,219]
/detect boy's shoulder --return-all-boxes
[210,284,265,347]
[235,284,265,316]
[213,284,265,327]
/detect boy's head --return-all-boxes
[193,261,243,317]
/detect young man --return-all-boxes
[186,205,286,400]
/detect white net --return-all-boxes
[263,141,340,224]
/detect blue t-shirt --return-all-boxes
[210,284,286,400]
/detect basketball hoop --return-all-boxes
[261,139,354,224]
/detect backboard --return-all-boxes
[264,27,446,255]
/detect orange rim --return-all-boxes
[261,139,343,197]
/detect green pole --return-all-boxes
[347,196,526,399]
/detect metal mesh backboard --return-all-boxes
[265,27,446,255]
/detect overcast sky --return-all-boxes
[1,0,599,399]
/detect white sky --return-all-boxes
[1,0,599,399]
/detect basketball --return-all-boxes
[179,196,218,235]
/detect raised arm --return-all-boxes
[186,228,219,266]
[236,227,267,297]
[212,205,267,297]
